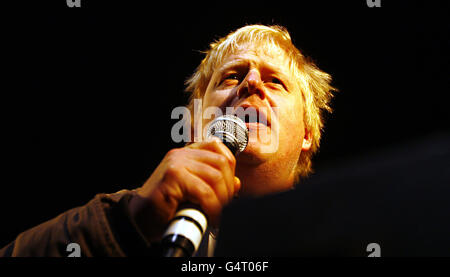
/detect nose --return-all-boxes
[237,69,266,99]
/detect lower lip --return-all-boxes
[245,122,268,130]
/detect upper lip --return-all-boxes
[233,103,271,127]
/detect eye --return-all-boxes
[220,73,240,85]
[225,73,239,80]
[271,77,282,84]
[268,77,287,90]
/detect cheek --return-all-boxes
[203,89,232,109]
[201,89,233,129]
[281,114,304,142]
[202,91,215,108]
[278,99,305,142]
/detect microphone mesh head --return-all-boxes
[206,114,249,155]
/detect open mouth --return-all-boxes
[243,114,267,127]
[236,106,270,128]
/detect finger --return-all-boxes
[187,141,237,198]
[176,167,222,223]
[185,160,231,205]
[234,176,241,197]
[187,138,236,172]
[183,148,236,200]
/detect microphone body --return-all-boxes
[161,115,248,257]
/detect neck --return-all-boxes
[235,160,295,197]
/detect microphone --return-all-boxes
[161,114,249,257]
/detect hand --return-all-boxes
[129,138,241,242]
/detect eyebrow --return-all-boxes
[220,58,290,76]
[217,58,294,88]
[217,59,249,74]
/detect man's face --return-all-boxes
[201,44,312,195]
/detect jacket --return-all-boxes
[0,189,158,257]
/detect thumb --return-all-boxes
[234,176,241,197]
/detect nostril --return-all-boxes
[237,82,248,99]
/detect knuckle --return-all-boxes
[217,155,227,166]
[166,148,181,157]
[207,138,221,147]
[218,152,235,169]
[165,148,187,167]
[229,154,236,166]
[210,169,224,184]
[165,164,180,179]
[208,136,221,143]
[167,148,178,155]
[199,185,214,199]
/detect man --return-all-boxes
[0,24,335,257]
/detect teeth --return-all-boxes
[244,114,258,123]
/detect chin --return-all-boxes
[238,178,295,197]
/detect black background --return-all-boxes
[2,0,449,250]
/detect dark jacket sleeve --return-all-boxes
[0,189,159,257]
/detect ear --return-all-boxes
[301,128,313,151]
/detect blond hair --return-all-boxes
[185,25,336,182]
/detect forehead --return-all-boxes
[216,43,292,74]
